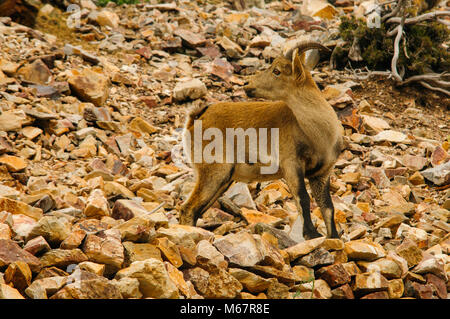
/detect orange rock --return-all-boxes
[154,237,183,268]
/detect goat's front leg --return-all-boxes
[309,173,340,238]
[283,164,323,241]
[179,164,234,226]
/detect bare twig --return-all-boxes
[401,72,449,85]
[391,6,406,82]
[418,81,450,96]
[381,0,402,22]
[386,11,450,25]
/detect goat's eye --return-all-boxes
[272,68,281,76]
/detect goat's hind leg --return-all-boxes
[309,173,339,238]
[179,164,234,226]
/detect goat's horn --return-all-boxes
[284,41,331,60]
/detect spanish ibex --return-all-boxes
[179,41,343,241]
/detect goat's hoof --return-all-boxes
[303,230,323,240]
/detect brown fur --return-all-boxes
[179,45,343,241]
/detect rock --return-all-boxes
[25,276,67,299]
[82,230,124,274]
[296,247,334,268]
[113,215,156,242]
[0,283,25,299]
[115,258,179,299]
[173,29,206,47]
[0,111,26,132]
[344,239,386,261]
[40,249,88,268]
[331,284,355,299]
[0,155,27,172]
[17,59,52,84]
[408,171,425,185]
[316,263,351,287]
[129,117,158,135]
[284,237,326,261]
[0,223,11,240]
[431,146,449,167]
[51,275,122,299]
[173,78,207,101]
[412,257,446,280]
[240,208,283,227]
[228,268,272,293]
[361,115,390,135]
[68,68,110,107]
[395,239,423,267]
[183,267,242,299]
[4,261,32,292]
[223,182,256,210]
[353,272,389,294]
[398,154,428,171]
[421,161,450,186]
[78,261,105,276]
[0,239,41,273]
[357,258,402,279]
[60,230,86,250]
[96,10,119,28]
[388,278,404,299]
[84,189,110,219]
[252,223,297,249]
[301,0,338,19]
[156,224,214,249]
[266,281,290,299]
[27,215,72,246]
[373,130,408,144]
[425,273,447,299]
[196,239,227,270]
[0,197,43,221]
[164,261,196,298]
[154,237,183,268]
[111,200,148,221]
[404,280,434,299]
[123,242,162,267]
[111,277,142,299]
[360,291,389,299]
[213,231,263,267]
[23,236,51,256]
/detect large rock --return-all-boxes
[0,239,42,273]
[213,231,263,267]
[17,59,52,85]
[0,283,24,299]
[284,237,326,261]
[421,161,450,186]
[344,239,386,261]
[4,261,32,292]
[0,197,43,221]
[0,155,27,172]
[27,215,72,246]
[84,189,110,219]
[113,215,156,242]
[115,258,179,299]
[81,230,124,273]
[68,68,110,106]
[40,249,88,268]
[183,267,242,299]
[173,78,207,101]
[156,224,214,249]
[229,268,272,293]
[25,276,68,299]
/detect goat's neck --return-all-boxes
[284,86,330,113]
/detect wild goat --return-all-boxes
[179,41,343,241]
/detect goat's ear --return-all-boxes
[291,49,306,82]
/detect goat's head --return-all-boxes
[244,41,330,100]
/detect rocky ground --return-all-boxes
[0,0,449,299]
